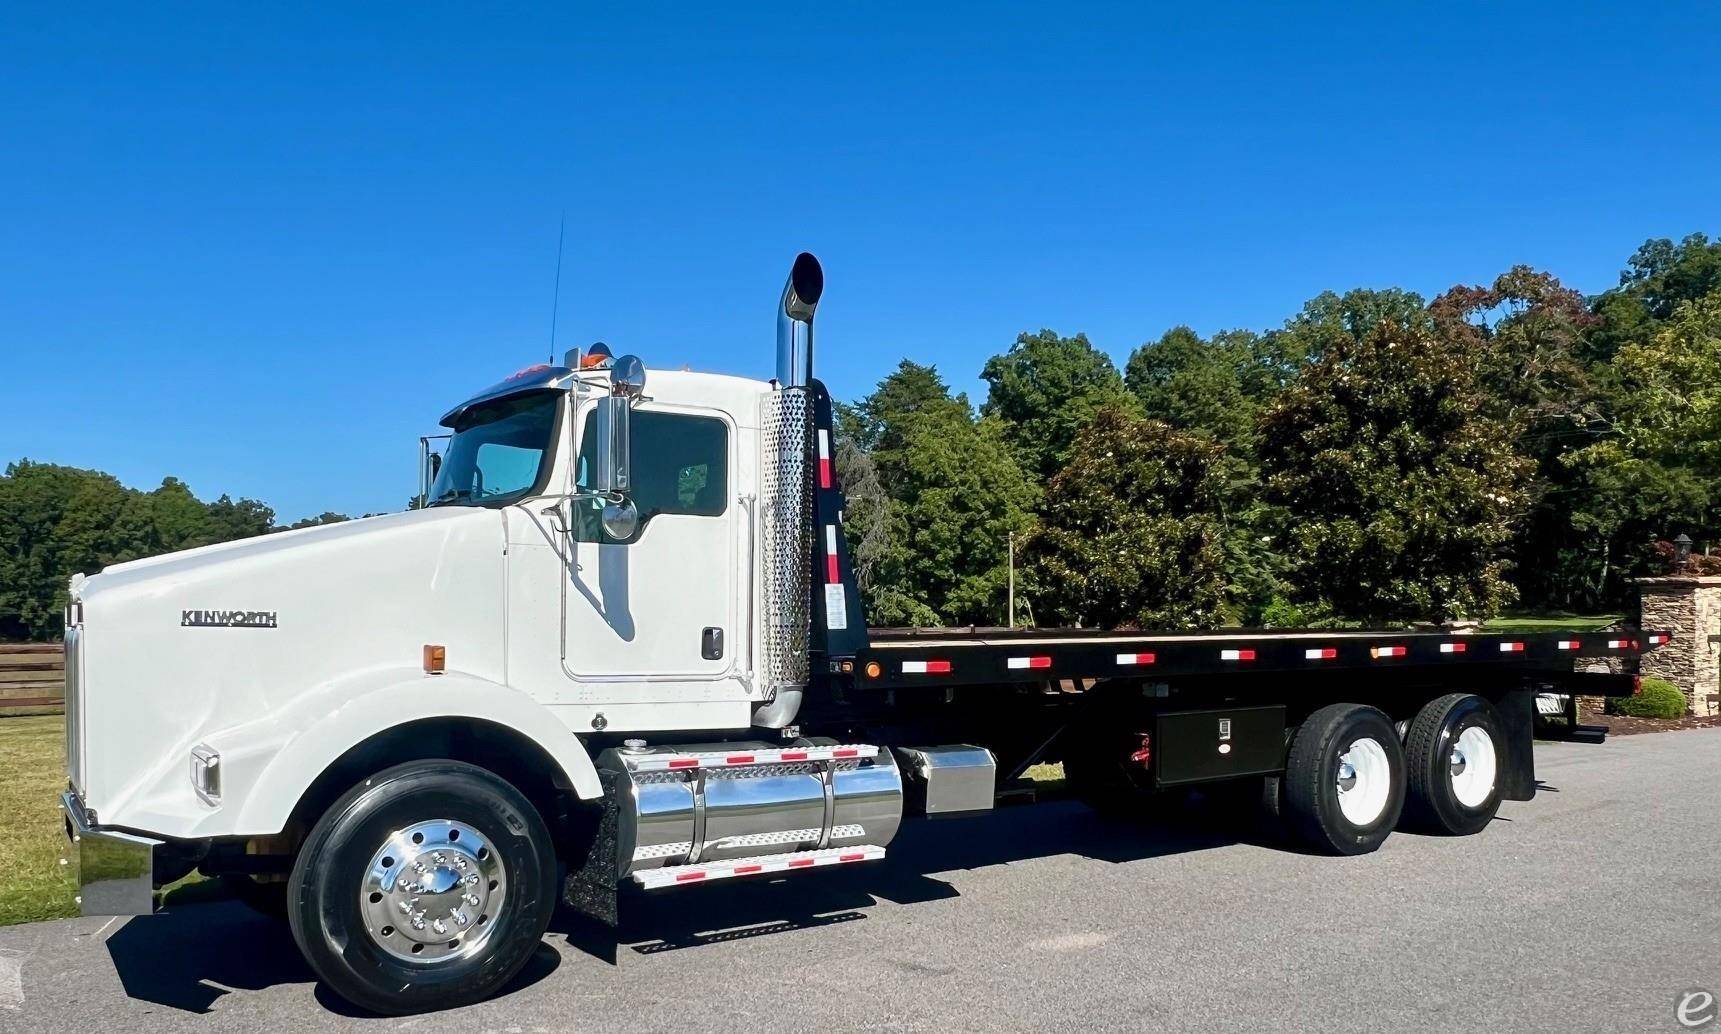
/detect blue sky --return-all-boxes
[2,2,1717,521]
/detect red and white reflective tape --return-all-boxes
[901,659,952,675]
[1372,645,1408,659]
[1007,655,1053,670]
[1499,641,1526,653]
[634,844,886,890]
[1115,652,1157,666]
[623,744,879,772]
[1607,639,1630,649]
[1220,648,1256,661]
[1305,647,1337,660]
[1439,642,1468,654]
[818,430,833,488]
[1646,633,1670,645]
[1557,640,1581,651]
[824,525,841,583]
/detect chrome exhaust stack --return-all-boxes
[775,252,824,387]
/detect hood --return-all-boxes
[70,503,512,825]
[82,507,469,600]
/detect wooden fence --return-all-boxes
[0,643,65,717]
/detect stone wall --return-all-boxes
[1638,575,1721,717]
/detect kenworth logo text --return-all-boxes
[181,609,277,628]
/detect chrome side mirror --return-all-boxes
[592,354,647,501]
[600,498,640,539]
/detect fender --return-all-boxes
[230,670,603,836]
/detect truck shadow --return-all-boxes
[100,798,1268,1014]
[102,899,562,1016]
[556,797,1273,961]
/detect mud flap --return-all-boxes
[1497,689,1538,802]
[562,769,621,927]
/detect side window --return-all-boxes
[575,410,729,542]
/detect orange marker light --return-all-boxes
[864,661,882,679]
[423,644,446,674]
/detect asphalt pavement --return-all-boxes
[3,729,1718,1032]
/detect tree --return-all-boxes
[837,362,1037,627]
[1430,267,1608,610]
[283,512,354,530]
[1588,233,1721,361]
[1272,287,1431,370]
[1259,320,1530,623]
[980,330,1132,479]
[1029,407,1230,629]
[1125,326,1258,453]
[205,495,277,542]
[1563,292,1721,592]
[0,461,336,640]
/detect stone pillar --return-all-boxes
[1637,575,1721,717]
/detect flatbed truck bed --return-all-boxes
[856,626,1668,689]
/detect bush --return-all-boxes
[1608,678,1688,719]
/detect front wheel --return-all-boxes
[287,760,557,1015]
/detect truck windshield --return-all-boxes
[426,391,559,506]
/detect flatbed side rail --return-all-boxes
[850,629,1669,691]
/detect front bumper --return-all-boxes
[61,791,162,916]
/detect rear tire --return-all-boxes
[1282,703,1405,855]
[287,760,557,1016]
[1402,693,1504,836]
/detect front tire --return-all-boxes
[1282,703,1406,855]
[1402,693,1504,836]
[287,760,556,1016]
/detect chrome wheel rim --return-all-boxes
[360,819,506,964]
[1449,725,1498,809]
[1335,737,1391,826]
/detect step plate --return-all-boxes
[633,845,886,890]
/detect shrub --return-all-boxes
[1608,678,1688,719]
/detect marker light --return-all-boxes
[423,644,446,674]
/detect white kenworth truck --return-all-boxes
[61,253,1664,1014]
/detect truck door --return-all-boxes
[562,402,738,683]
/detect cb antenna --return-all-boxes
[548,211,566,364]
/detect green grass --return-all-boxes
[0,716,80,925]
[0,715,214,926]
[1483,613,1625,632]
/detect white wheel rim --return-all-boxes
[1448,725,1498,809]
[1335,737,1392,827]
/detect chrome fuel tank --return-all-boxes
[598,739,902,877]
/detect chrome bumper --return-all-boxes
[61,791,161,916]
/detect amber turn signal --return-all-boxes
[864,661,881,679]
[423,644,446,674]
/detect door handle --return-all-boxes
[702,627,725,661]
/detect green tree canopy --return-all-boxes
[1125,325,1274,455]
[980,330,1132,479]
[838,362,1036,627]
[1564,292,1721,580]
[1259,320,1530,623]
[0,461,315,640]
[1029,407,1229,629]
